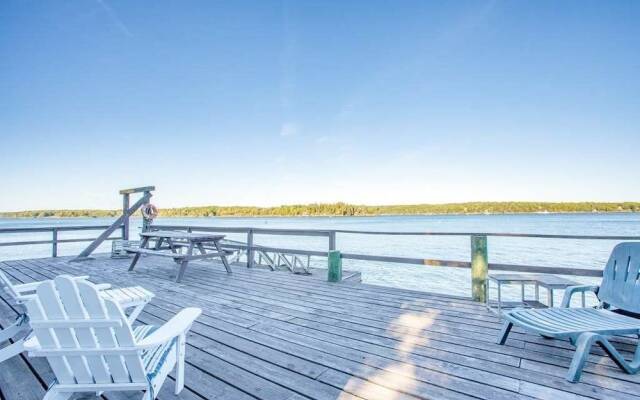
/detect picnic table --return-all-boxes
[127,230,232,282]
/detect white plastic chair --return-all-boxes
[498,242,640,382]
[22,275,201,400]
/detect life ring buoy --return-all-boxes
[141,203,159,220]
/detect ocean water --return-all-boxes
[1,213,638,301]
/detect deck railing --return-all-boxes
[2,222,640,302]
[0,225,124,258]
[152,224,640,301]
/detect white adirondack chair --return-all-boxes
[1,271,154,364]
[22,275,201,400]
[0,272,109,362]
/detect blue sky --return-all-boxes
[1,1,639,211]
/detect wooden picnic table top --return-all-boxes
[140,230,225,242]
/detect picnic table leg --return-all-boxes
[128,236,150,271]
[154,237,164,250]
[166,238,178,254]
[196,243,207,255]
[214,240,232,274]
[176,243,194,282]
[176,260,189,282]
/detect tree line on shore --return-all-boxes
[1,202,639,218]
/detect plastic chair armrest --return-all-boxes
[560,285,599,308]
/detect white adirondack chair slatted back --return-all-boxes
[598,242,640,314]
[24,275,147,387]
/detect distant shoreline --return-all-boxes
[1,202,638,218]
[0,212,639,220]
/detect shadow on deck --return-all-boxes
[0,255,639,400]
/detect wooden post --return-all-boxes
[122,193,130,240]
[471,235,488,302]
[246,229,254,268]
[328,250,342,282]
[141,190,153,233]
[328,231,336,251]
[52,228,58,258]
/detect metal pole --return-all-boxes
[471,235,488,302]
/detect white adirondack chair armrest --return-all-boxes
[136,307,202,349]
[70,276,112,290]
[15,293,36,303]
[95,283,112,290]
[12,281,44,294]
[560,285,600,308]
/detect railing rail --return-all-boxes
[0,225,114,233]
[332,230,640,240]
[0,225,123,257]
[151,224,637,279]
[1,222,637,300]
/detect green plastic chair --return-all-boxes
[497,242,640,382]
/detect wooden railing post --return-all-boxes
[328,231,336,251]
[122,193,130,240]
[471,235,488,302]
[328,250,342,282]
[52,228,58,258]
[247,229,254,268]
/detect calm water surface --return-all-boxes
[1,214,638,300]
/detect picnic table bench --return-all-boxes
[127,230,233,282]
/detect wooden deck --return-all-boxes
[1,255,639,400]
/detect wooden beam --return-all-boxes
[72,192,151,261]
[118,186,156,195]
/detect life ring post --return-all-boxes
[73,186,155,261]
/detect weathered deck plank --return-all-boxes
[0,255,639,400]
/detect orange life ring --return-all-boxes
[141,203,159,220]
